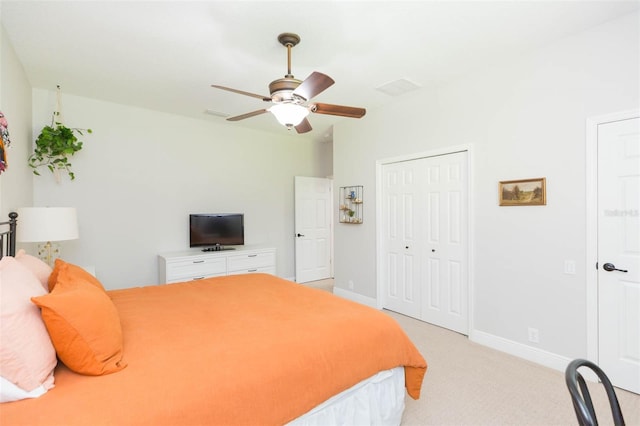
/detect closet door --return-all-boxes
[381,161,422,318]
[419,153,468,334]
[381,151,468,334]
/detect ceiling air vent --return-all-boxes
[375,78,421,96]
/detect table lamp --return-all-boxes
[16,207,79,266]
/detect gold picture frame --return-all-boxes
[499,177,546,206]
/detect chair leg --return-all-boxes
[577,374,597,425]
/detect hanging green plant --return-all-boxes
[28,121,92,181]
[28,86,92,181]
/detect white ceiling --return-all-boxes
[2,1,638,142]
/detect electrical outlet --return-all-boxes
[348,280,354,290]
[528,327,540,343]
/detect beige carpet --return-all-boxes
[385,310,640,426]
[303,278,335,292]
[304,279,638,424]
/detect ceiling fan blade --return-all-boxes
[227,109,269,122]
[292,72,335,101]
[311,103,366,119]
[211,85,271,102]
[295,118,312,134]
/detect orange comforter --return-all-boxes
[1,273,426,425]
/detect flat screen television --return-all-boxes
[189,213,244,249]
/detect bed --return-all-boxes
[0,213,427,425]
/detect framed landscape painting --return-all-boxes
[499,177,546,206]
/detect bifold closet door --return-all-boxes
[382,151,468,334]
[382,160,423,319]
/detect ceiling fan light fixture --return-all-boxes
[268,103,309,127]
[211,32,365,133]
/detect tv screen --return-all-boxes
[189,214,244,248]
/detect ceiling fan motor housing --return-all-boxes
[269,77,304,103]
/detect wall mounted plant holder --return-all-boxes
[339,185,363,223]
[28,85,92,182]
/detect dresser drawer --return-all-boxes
[227,266,276,276]
[165,272,227,284]
[227,251,276,272]
[166,257,226,280]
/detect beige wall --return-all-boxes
[31,89,332,288]
[333,12,639,362]
[4,18,332,289]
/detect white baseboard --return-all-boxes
[332,287,378,309]
[470,329,573,374]
[333,290,580,379]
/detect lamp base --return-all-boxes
[37,241,60,267]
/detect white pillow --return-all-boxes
[0,257,56,402]
[15,249,52,291]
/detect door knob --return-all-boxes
[296,233,305,237]
[602,262,628,273]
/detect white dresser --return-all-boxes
[158,246,276,284]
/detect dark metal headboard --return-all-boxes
[0,211,18,258]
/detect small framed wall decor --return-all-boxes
[499,177,546,206]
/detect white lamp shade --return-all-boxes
[17,207,79,243]
[268,104,309,126]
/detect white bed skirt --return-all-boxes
[288,366,406,426]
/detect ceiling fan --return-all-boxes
[211,33,366,134]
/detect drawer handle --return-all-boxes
[248,269,257,272]
[193,260,205,264]
[248,254,257,257]
[192,276,205,280]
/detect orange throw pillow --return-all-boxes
[48,258,105,293]
[32,279,127,376]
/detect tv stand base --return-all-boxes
[202,246,235,252]
[158,246,276,284]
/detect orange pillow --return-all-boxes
[48,258,105,293]
[31,279,127,376]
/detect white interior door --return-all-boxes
[381,161,422,319]
[598,116,640,394]
[294,176,332,283]
[381,151,468,334]
[420,153,468,334]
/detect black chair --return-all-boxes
[565,359,625,426]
